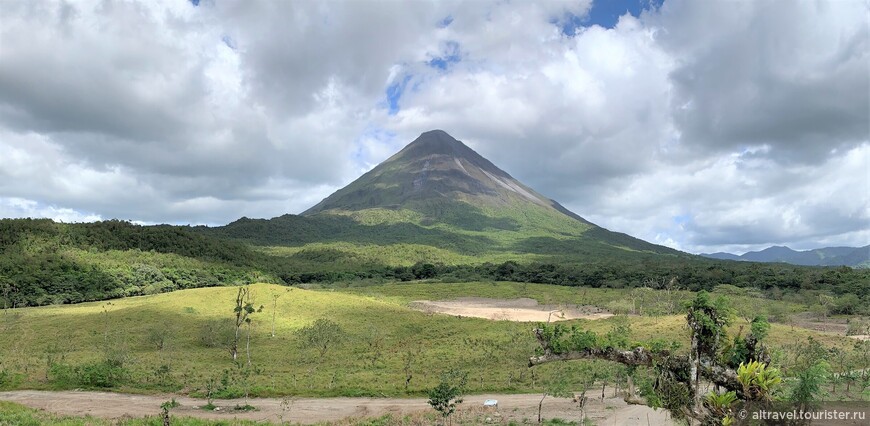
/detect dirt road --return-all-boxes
[0,390,673,425]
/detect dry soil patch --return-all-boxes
[410,297,613,322]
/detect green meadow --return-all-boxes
[0,282,859,401]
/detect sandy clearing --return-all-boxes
[410,297,613,322]
[848,334,870,341]
[0,390,673,425]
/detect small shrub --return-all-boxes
[48,363,77,387]
[161,398,180,409]
[199,318,235,349]
[846,319,869,336]
[146,323,174,350]
[296,318,346,359]
[49,361,128,388]
[234,404,256,412]
[77,360,128,388]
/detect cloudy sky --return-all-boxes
[0,0,867,254]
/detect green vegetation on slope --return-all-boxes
[3,217,868,310]
[0,219,279,307]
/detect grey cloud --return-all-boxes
[0,0,865,255]
[0,0,382,224]
[0,1,206,143]
[213,0,450,115]
[657,0,869,163]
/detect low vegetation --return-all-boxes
[2,217,867,313]
[0,282,863,405]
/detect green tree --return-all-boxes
[790,360,829,409]
[787,337,831,409]
[427,370,467,425]
[530,291,782,424]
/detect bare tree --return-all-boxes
[231,286,262,362]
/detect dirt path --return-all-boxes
[410,297,613,322]
[0,390,672,425]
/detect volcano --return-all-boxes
[304,129,587,222]
[214,130,681,258]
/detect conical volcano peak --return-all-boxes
[303,130,553,214]
[295,131,676,255]
[398,130,477,160]
[417,129,455,142]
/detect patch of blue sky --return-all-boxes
[189,0,200,6]
[384,74,413,115]
[556,0,665,35]
[438,15,453,28]
[427,41,461,71]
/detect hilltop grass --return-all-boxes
[0,283,856,400]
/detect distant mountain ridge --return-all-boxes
[701,245,869,268]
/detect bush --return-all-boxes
[296,318,346,358]
[77,360,128,388]
[49,360,129,388]
[146,323,175,350]
[831,294,862,315]
[0,369,13,389]
[199,318,235,349]
[48,363,77,387]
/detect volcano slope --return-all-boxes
[204,130,685,269]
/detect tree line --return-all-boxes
[1,218,867,310]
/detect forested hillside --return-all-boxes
[0,219,278,307]
[2,218,868,312]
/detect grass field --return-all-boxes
[0,282,859,401]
